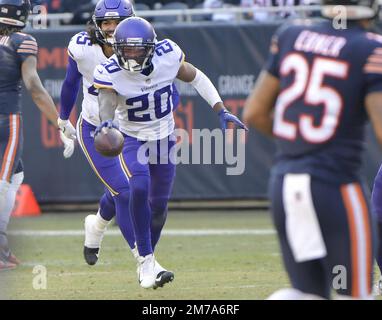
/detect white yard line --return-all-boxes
[8,229,276,237]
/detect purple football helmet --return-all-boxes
[113,17,157,72]
[92,0,135,45]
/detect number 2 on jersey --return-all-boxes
[127,85,175,121]
[274,54,349,143]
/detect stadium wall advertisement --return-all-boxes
[22,23,382,202]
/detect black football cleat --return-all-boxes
[153,270,174,290]
[83,246,99,266]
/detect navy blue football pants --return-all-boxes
[269,173,375,299]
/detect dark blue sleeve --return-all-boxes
[60,56,82,120]
[263,23,292,78]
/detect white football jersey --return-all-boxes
[68,32,109,126]
[93,39,184,141]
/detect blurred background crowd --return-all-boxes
[30,0,322,25]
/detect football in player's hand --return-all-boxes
[94,127,124,157]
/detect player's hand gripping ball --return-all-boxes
[94,120,124,157]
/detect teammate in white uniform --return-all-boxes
[58,0,142,272]
[94,17,247,289]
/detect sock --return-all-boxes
[98,190,115,221]
[0,181,11,245]
[131,246,139,261]
[150,197,168,250]
[114,191,136,250]
[0,173,23,250]
[129,175,152,257]
[94,210,111,232]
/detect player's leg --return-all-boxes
[120,135,156,288]
[268,173,331,299]
[0,114,22,270]
[77,115,134,264]
[83,189,115,265]
[329,181,375,299]
[113,189,137,251]
[149,136,176,289]
[149,136,176,250]
[371,169,382,294]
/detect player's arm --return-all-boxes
[365,92,382,146]
[58,56,82,139]
[21,55,59,128]
[98,88,118,122]
[243,70,280,136]
[21,55,75,158]
[176,61,247,130]
[93,63,119,133]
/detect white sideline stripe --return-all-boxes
[8,229,275,237]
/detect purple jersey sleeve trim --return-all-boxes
[94,78,113,86]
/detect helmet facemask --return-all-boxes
[93,16,122,45]
[113,40,155,72]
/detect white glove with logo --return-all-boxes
[58,118,76,159]
[58,118,76,140]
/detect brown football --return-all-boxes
[94,127,124,157]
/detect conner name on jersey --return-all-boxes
[294,30,346,58]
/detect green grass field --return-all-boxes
[1,210,292,300]
[6,209,380,301]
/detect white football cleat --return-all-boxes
[137,253,156,289]
[83,214,106,266]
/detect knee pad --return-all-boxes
[99,191,116,221]
[130,175,150,199]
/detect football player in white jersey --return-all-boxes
[58,0,147,276]
[93,17,247,288]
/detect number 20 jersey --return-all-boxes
[265,20,382,183]
[93,39,182,141]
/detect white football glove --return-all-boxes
[57,118,77,140]
[59,131,75,159]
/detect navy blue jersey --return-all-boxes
[0,32,38,114]
[265,20,382,183]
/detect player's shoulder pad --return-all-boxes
[155,38,185,64]
[93,60,116,89]
[365,32,382,45]
[68,31,93,60]
[360,32,382,64]
[100,55,122,74]
[11,32,37,48]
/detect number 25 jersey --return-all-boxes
[266,20,382,183]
